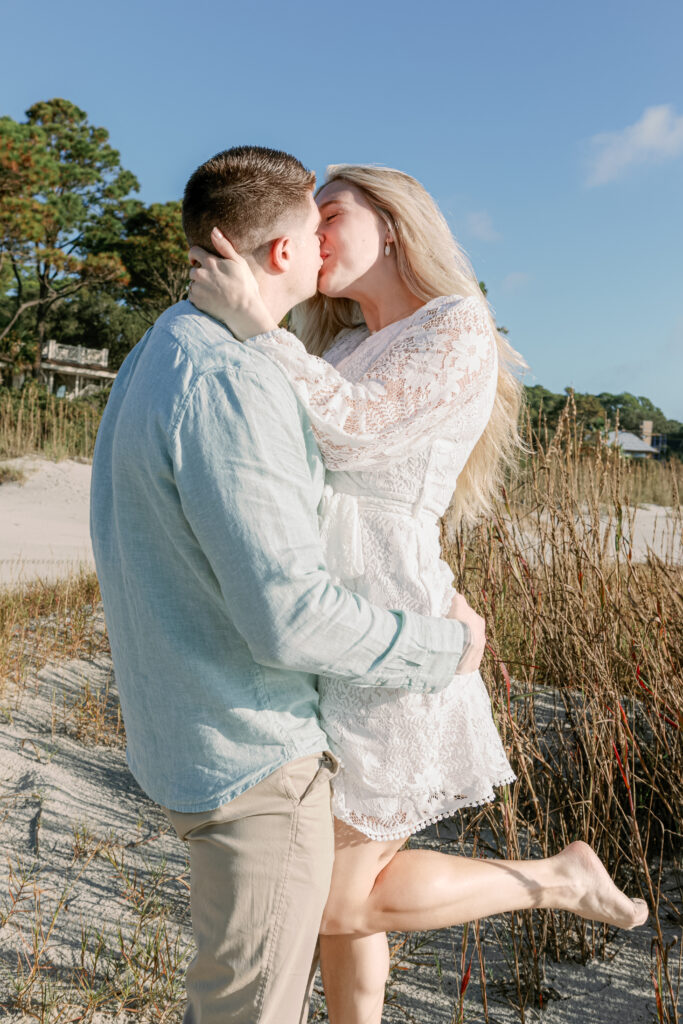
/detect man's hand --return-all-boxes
[447,592,486,674]
[188,228,276,340]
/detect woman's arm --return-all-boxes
[245,296,499,470]
[188,229,278,338]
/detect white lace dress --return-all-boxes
[245,293,516,840]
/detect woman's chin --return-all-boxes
[318,265,366,302]
[317,277,347,300]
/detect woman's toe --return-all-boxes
[631,898,649,927]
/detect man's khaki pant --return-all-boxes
[163,751,339,1024]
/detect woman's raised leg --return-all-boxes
[318,819,648,1022]
[321,830,649,942]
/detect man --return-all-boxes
[90,145,484,1024]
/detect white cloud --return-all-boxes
[465,210,501,242]
[585,104,683,186]
[502,271,531,292]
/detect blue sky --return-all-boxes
[3,0,682,418]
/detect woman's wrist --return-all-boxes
[243,294,277,334]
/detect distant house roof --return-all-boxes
[606,430,658,454]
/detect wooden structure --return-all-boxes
[40,340,117,396]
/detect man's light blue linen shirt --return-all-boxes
[90,301,470,812]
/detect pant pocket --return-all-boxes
[281,751,339,805]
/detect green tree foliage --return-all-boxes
[0,99,139,371]
[114,200,188,323]
[524,385,569,430]
[597,391,675,434]
[46,288,147,371]
[41,199,188,367]
[0,117,53,363]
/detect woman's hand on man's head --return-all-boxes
[188,228,275,341]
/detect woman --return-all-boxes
[188,165,648,1024]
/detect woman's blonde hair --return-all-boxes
[290,163,529,526]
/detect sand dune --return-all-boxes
[0,651,676,1022]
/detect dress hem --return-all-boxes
[332,770,518,842]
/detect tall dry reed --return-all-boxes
[0,383,108,461]
[441,395,682,1021]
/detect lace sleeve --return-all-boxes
[244,295,498,470]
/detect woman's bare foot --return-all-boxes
[550,841,649,929]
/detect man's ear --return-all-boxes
[268,236,291,273]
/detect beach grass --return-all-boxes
[2,845,191,1022]
[0,384,109,462]
[0,570,108,693]
[0,464,27,486]
[440,397,682,1021]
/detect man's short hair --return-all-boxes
[182,145,316,254]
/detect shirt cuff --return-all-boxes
[392,610,472,692]
[453,622,473,674]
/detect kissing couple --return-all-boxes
[90,145,648,1024]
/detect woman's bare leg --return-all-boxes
[319,820,648,1022]
[319,820,404,1024]
[319,933,389,1024]
[322,829,648,940]
[357,840,649,934]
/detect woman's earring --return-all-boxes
[384,241,391,256]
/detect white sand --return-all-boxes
[0,457,95,585]
[0,653,192,1020]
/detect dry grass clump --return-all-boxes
[0,571,108,693]
[0,384,107,461]
[575,443,682,508]
[522,405,683,509]
[0,464,27,486]
[441,397,682,1022]
[60,674,124,748]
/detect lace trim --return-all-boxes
[332,770,518,842]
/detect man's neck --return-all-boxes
[252,271,290,327]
